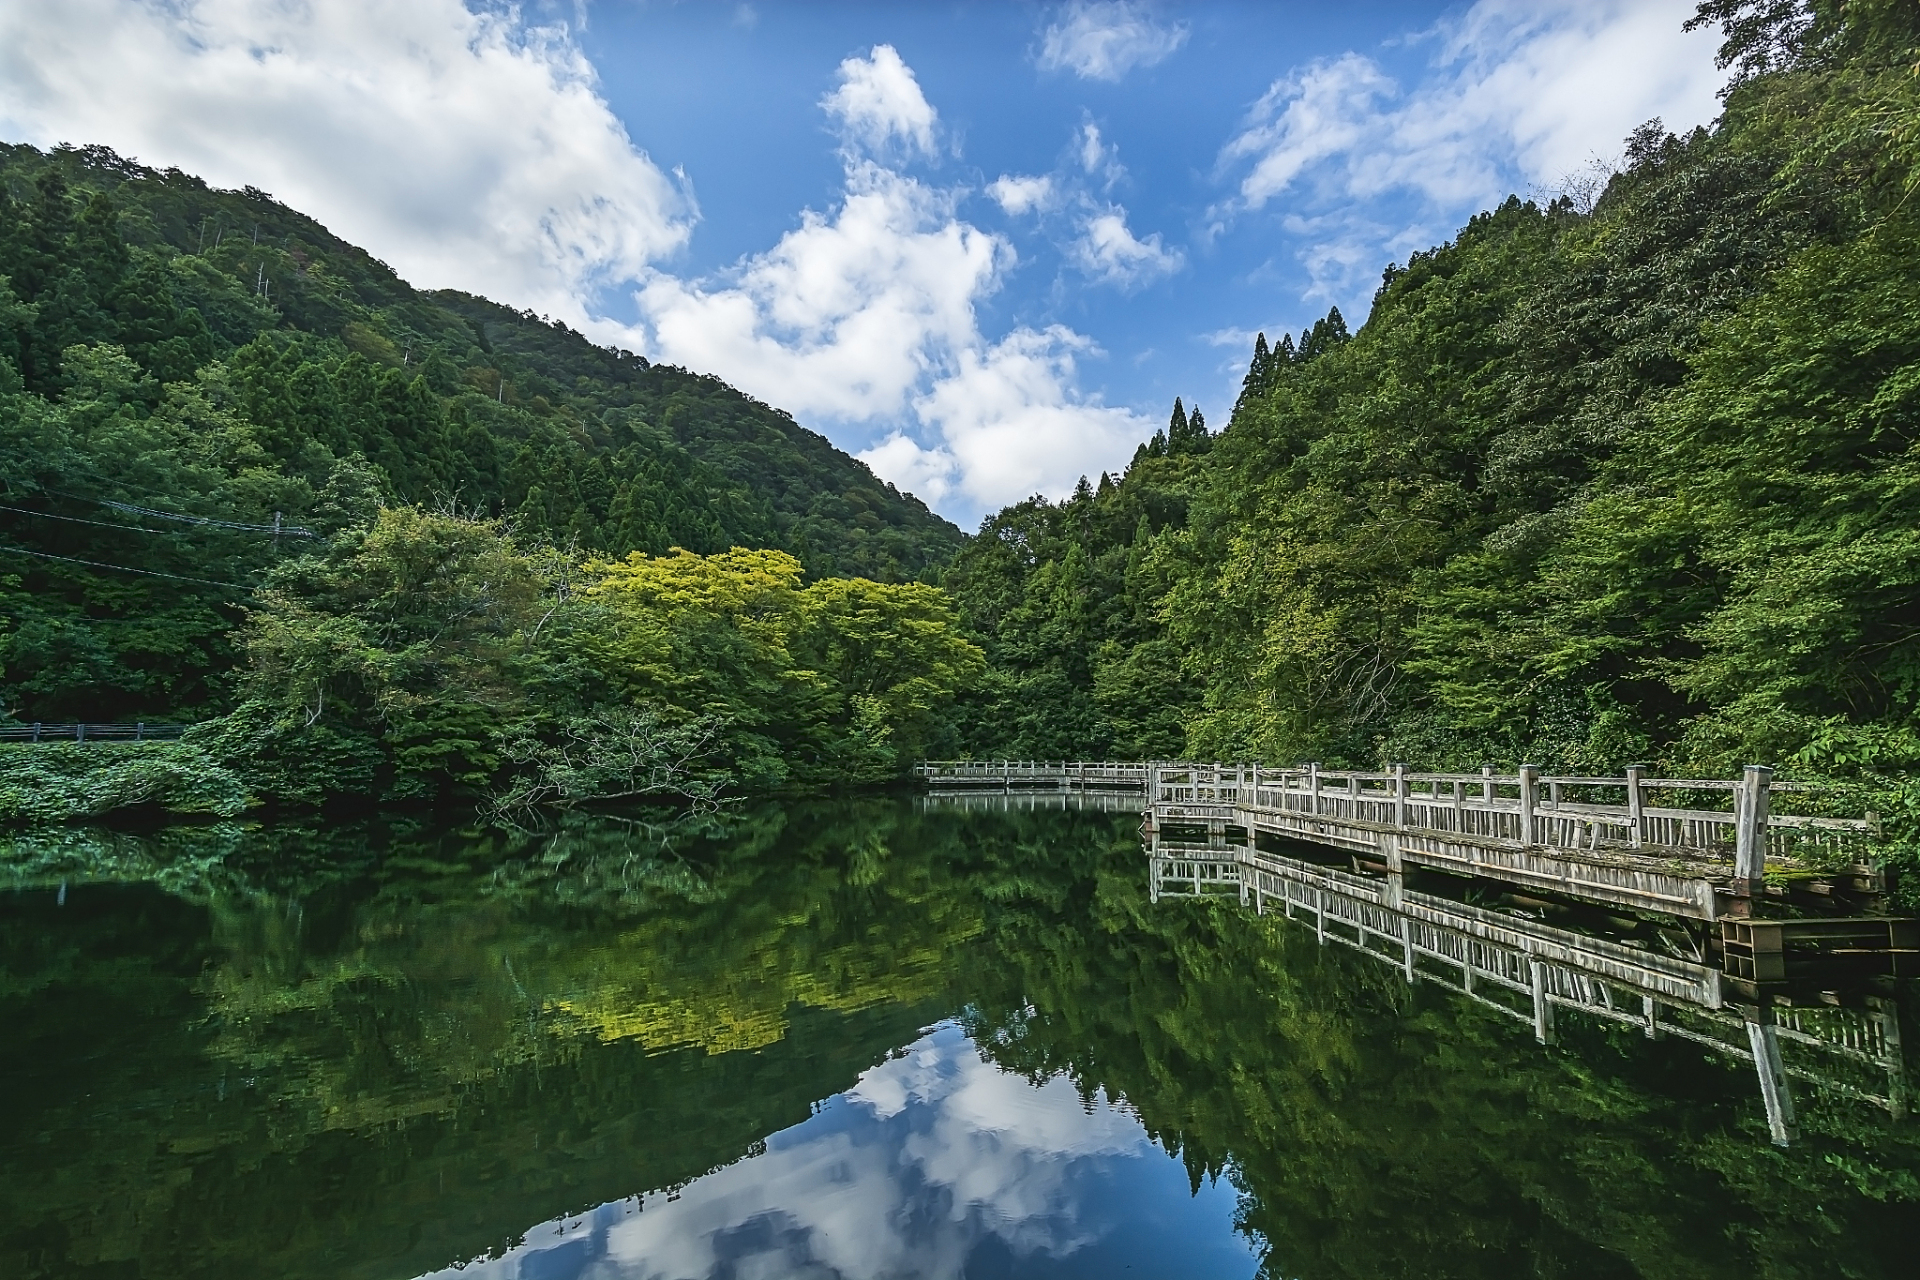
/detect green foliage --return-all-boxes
[0,741,245,822]
[0,140,962,729]
[203,522,982,809]
[951,2,1920,824]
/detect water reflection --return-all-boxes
[424,1023,1254,1280]
[3,798,1918,1280]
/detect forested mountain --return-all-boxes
[948,0,1920,824]
[0,141,961,725]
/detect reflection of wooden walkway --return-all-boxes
[921,761,1884,922]
[916,761,1150,791]
[1149,837,1908,1147]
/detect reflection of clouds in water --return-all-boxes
[419,1023,1167,1279]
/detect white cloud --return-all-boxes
[821,44,939,158]
[1223,0,1724,213]
[988,173,1057,216]
[631,64,1150,519]
[1038,1,1189,82]
[636,162,1002,424]
[1076,120,1124,188]
[0,7,1153,522]
[1214,0,1726,320]
[1073,209,1183,287]
[908,327,1148,509]
[0,0,694,328]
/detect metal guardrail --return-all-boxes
[0,722,191,743]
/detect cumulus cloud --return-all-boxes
[988,173,1057,216]
[821,44,939,157]
[0,0,694,326]
[637,163,1000,424]
[866,327,1147,510]
[1038,1,1188,82]
[632,58,1151,519]
[1209,0,1724,314]
[1072,210,1183,287]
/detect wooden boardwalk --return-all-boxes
[920,760,1884,922]
[1150,836,1907,1147]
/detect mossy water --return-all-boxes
[3,798,1917,1279]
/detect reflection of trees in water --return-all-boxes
[0,801,1108,1280]
[4,802,1917,1280]
[962,831,1920,1280]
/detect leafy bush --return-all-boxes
[0,741,248,823]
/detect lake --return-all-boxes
[2,796,1916,1279]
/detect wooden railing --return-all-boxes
[916,761,1151,789]
[0,722,190,743]
[1150,762,1877,882]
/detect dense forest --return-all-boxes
[946,0,1920,833]
[6,0,1918,833]
[0,139,974,814]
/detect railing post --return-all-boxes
[1530,960,1555,1044]
[135,721,144,742]
[1518,764,1539,845]
[1626,764,1646,848]
[1392,762,1408,830]
[1309,762,1321,818]
[75,722,85,744]
[31,722,41,743]
[1736,764,1772,899]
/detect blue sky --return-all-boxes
[0,1,1728,526]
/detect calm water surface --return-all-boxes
[2,797,1916,1279]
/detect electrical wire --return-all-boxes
[41,489,315,538]
[0,542,252,591]
[93,497,316,538]
[0,503,202,535]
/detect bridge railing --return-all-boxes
[1150,762,1876,869]
[916,761,1152,788]
[0,722,190,744]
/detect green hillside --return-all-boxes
[944,0,1920,879]
[0,141,962,724]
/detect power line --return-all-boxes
[0,542,252,591]
[42,489,315,538]
[94,497,315,538]
[0,502,202,536]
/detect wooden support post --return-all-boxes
[1735,764,1772,899]
[1530,960,1555,1044]
[1642,994,1662,1039]
[1315,888,1326,944]
[1746,1006,1798,1147]
[1402,920,1416,982]
[1393,762,1408,830]
[1875,998,1907,1120]
[1518,764,1540,846]
[1309,762,1321,818]
[1626,764,1646,848]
